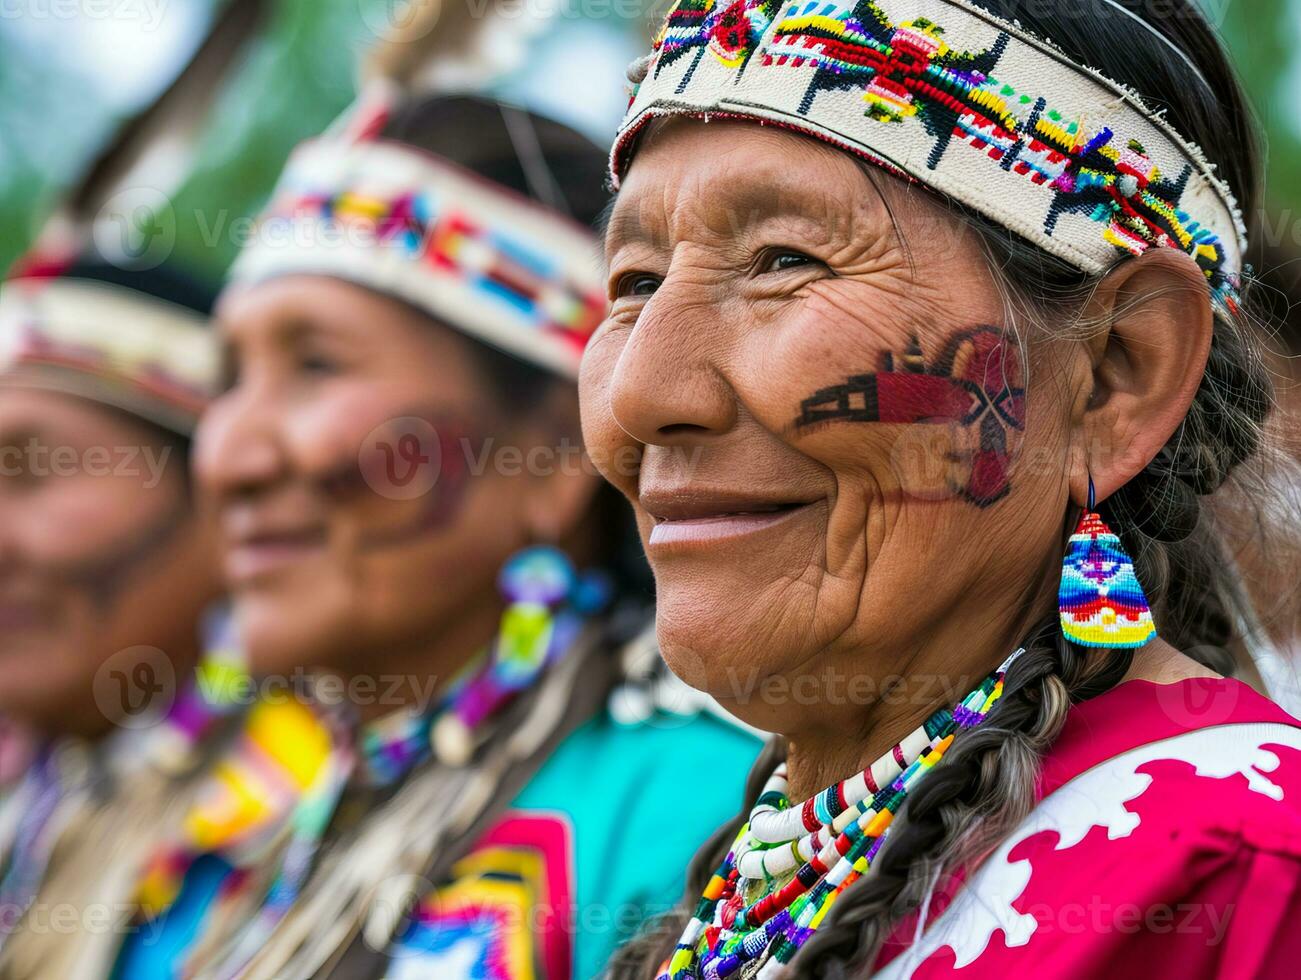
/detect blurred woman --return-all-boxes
[587,0,1301,976]
[84,92,758,980]
[0,257,223,951]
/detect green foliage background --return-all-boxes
[0,0,1298,278]
[0,0,372,276]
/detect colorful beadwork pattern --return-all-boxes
[614,0,1245,307]
[655,0,784,90]
[388,813,576,980]
[128,547,610,978]
[0,277,217,432]
[233,140,607,379]
[1059,510,1156,649]
[658,649,1021,979]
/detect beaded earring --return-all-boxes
[1059,477,1156,649]
[432,545,610,765]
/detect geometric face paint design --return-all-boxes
[319,407,477,550]
[794,326,1025,506]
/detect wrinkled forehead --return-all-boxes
[605,117,908,253]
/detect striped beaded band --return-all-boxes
[232,139,607,379]
[0,277,217,434]
[612,0,1245,308]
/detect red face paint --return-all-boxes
[319,407,478,549]
[795,327,1025,506]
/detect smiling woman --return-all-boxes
[38,90,761,980]
[0,261,220,734]
[586,0,1301,977]
[0,257,223,965]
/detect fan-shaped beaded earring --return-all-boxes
[1059,477,1156,649]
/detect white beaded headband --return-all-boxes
[232,133,607,379]
[0,277,217,434]
[611,0,1246,307]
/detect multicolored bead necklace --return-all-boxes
[659,649,1022,980]
[133,546,610,978]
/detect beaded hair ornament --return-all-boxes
[0,277,217,434]
[232,93,607,379]
[612,0,1246,308]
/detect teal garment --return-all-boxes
[113,706,762,980]
[113,853,235,980]
[506,707,761,980]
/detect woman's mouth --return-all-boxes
[224,526,329,585]
[641,490,817,549]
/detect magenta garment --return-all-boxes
[875,677,1301,979]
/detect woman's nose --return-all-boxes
[608,287,737,447]
[192,388,286,501]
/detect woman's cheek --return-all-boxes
[271,382,475,545]
[755,316,1030,510]
[281,382,421,482]
[579,324,641,494]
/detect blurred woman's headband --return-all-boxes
[231,92,607,379]
[611,0,1246,308]
[0,269,218,435]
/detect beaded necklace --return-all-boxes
[660,650,1022,980]
[0,749,64,937]
[0,611,240,946]
[155,547,610,979]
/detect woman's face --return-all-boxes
[197,276,584,682]
[583,121,1082,732]
[0,389,217,735]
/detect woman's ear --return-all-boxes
[1070,247,1213,507]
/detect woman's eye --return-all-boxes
[616,273,662,298]
[762,250,818,273]
[297,351,341,376]
[0,436,44,491]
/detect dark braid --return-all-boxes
[609,1,1275,975]
[789,632,1132,977]
[605,737,790,979]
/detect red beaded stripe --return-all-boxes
[801,797,820,832]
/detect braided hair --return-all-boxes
[608,1,1280,975]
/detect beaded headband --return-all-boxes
[231,136,607,379]
[611,0,1246,307]
[0,277,217,434]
